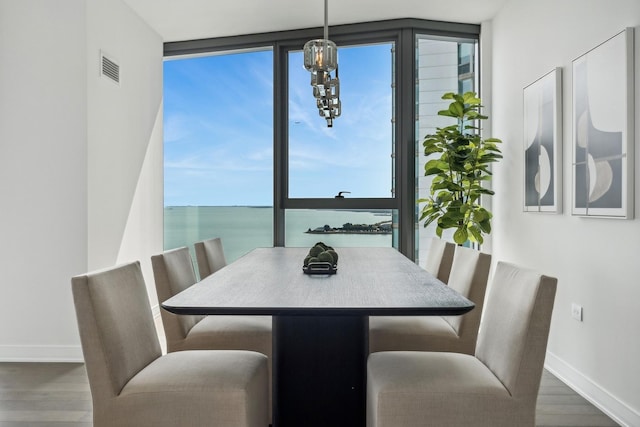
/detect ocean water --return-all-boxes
[165,206,394,264]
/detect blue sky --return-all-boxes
[163,43,393,206]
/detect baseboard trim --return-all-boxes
[545,351,640,427]
[0,344,83,362]
[0,304,164,363]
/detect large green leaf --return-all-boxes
[436,192,453,203]
[478,219,492,233]
[462,92,481,104]
[424,144,442,156]
[453,228,469,245]
[467,225,484,244]
[448,102,464,118]
[438,109,457,118]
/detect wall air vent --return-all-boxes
[100,52,120,84]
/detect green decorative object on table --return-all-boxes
[418,92,502,245]
[303,242,338,274]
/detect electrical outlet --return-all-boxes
[571,303,583,321]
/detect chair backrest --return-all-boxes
[475,261,557,398]
[194,237,227,280]
[71,262,162,401]
[423,237,455,283]
[443,246,491,344]
[151,247,204,345]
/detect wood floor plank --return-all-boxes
[535,413,620,427]
[0,410,88,423]
[0,423,92,427]
[0,362,621,426]
[537,404,612,416]
[0,400,91,412]
[0,391,91,402]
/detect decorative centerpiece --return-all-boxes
[303,242,338,275]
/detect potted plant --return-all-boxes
[418,92,502,245]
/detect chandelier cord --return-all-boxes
[324,0,328,41]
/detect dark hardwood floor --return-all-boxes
[0,361,620,426]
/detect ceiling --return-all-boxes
[121,0,507,42]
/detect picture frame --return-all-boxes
[523,68,563,213]
[571,28,635,218]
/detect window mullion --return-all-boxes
[396,28,417,260]
[274,42,287,247]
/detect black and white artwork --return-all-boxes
[524,68,562,213]
[572,28,634,218]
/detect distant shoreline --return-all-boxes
[306,220,393,235]
[165,206,393,214]
[305,229,392,235]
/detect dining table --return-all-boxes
[161,246,474,427]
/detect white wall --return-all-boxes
[0,0,163,361]
[489,0,640,425]
[0,0,88,361]
[86,0,164,306]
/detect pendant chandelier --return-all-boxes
[303,0,340,127]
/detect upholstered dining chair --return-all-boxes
[369,245,491,355]
[151,246,273,419]
[367,261,557,427]
[194,236,227,280]
[71,261,269,427]
[423,237,456,283]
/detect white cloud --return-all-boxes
[164,113,193,143]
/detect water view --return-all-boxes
[165,206,394,264]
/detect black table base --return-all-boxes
[273,315,368,427]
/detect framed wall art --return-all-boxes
[523,68,562,213]
[572,28,635,218]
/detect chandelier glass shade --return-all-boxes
[303,0,340,127]
[303,39,337,72]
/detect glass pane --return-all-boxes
[415,37,477,264]
[164,206,273,263]
[288,43,394,199]
[285,209,395,248]
[163,49,274,264]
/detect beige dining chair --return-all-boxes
[369,245,491,355]
[367,261,557,427]
[71,261,269,427]
[423,237,456,283]
[194,236,227,279]
[151,246,273,420]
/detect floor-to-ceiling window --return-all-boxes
[163,49,274,263]
[163,20,480,263]
[415,36,478,264]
